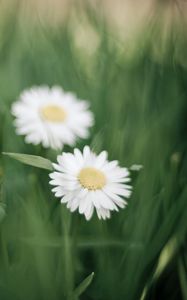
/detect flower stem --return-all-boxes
[61,206,74,299]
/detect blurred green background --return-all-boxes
[0,1,187,299]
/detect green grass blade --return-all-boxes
[0,204,6,223]
[73,272,94,298]
[178,258,187,300]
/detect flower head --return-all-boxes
[12,86,94,150]
[49,146,132,220]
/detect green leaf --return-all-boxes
[3,152,53,171]
[73,272,94,298]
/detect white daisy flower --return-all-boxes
[12,86,94,150]
[49,146,132,220]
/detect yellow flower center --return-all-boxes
[41,105,66,122]
[78,167,106,190]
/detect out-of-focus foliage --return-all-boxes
[0,1,187,299]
